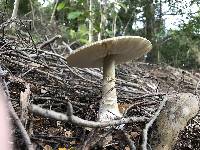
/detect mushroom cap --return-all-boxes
[66,36,152,68]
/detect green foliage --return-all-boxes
[159,13,200,69]
[57,2,65,11]
[1,0,40,17]
[49,0,89,42]
[182,15,200,35]
[18,0,31,15]
[160,33,197,68]
[67,11,84,20]
[69,24,88,43]
[1,0,200,69]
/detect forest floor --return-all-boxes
[0,18,200,150]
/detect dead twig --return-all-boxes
[0,67,34,150]
[29,103,148,128]
[39,35,61,49]
[8,101,34,150]
[141,95,168,150]
[122,131,136,150]
[20,83,31,126]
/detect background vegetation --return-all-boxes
[1,0,200,69]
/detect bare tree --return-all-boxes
[89,0,94,42]
[11,0,20,19]
[50,0,59,25]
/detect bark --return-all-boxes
[50,0,59,25]
[144,0,156,63]
[98,2,103,40]
[89,0,94,42]
[11,0,20,19]
[112,15,117,37]
[98,0,107,40]
[149,93,199,150]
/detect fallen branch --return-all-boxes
[0,67,34,150]
[39,35,61,49]
[0,80,12,149]
[8,101,34,150]
[122,131,136,150]
[141,96,168,150]
[29,103,148,128]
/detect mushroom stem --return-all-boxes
[98,55,122,121]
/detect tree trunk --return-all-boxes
[50,0,59,25]
[112,15,117,37]
[144,0,156,63]
[98,2,103,41]
[89,0,94,42]
[11,0,20,19]
[98,0,107,41]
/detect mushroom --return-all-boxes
[66,36,152,121]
